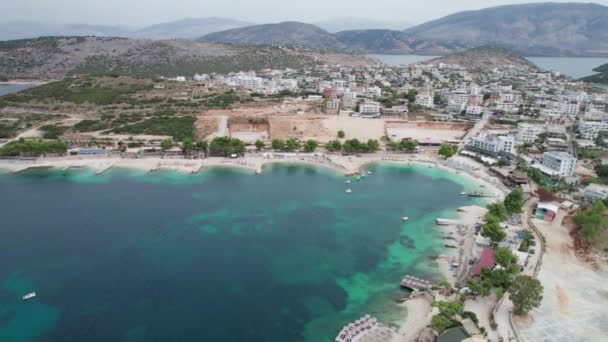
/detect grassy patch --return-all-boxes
[110,116,195,140]
[1,78,150,105]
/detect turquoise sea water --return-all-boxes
[0,164,481,341]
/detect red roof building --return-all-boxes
[472,248,496,277]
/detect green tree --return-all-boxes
[504,188,525,214]
[430,300,464,333]
[594,164,608,179]
[431,315,453,334]
[401,140,418,152]
[284,139,301,152]
[181,138,194,155]
[573,200,607,241]
[304,139,318,152]
[271,139,285,151]
[509,275,544,316]
[405,89,418,103]
[337,130,345,139]
[494,247,518,268]
[326,140,342,152]
[438,144,455,159]
[487,202,508,221]
[254,140,265,151]
[160,138,174,150]
[366,139,380,152]
[482,222,507,247]
[208,137,245,157]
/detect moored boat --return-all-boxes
[22,292,36,301]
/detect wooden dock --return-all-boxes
[400,274,432,291]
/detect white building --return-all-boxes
[583,184,608,201]
[561,101,579,116]
[466,105,484,117]
[577,120,608,140]
[359,101,380,115]
[235,76,263,89]
[534,151,577,177]
[326,98,341,112]
[468,134,515,156]
[415,94,434,108]
[365,86,382,98]
[517,123,545,144]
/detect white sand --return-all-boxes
[392,293,434,342]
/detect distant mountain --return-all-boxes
[403,2,608,57]
[314,17,411,33]
[201,22,342,49]
[334,29,459,55]
[425,46,538,72]
[132,18,253,40]
[580,63,608,84]
[0,21,130,41]
[0,17,252,41]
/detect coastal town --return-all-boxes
[1,46,608,342]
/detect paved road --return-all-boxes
[458,109,492,151]
[217,115,228,137]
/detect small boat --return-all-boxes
[22,292,36,301]
[402,216,409,222]
[345,180,351,184]
[345,189,352,194]
[367,171,372,175]
[460,192,467,195]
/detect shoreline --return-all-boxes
[0,153,503,341]
[0,154,508,195]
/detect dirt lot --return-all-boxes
[385,121,472,142]
[195,116,220,140]
[516,212,608,342]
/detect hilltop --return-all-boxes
[201,22,342,50]
[404,2,608,57]
[0,36,375,80]
[425,47,538,72]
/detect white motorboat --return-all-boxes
[345,189,352,194]
[22,292,36,301]
[402,216,409,222]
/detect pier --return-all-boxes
[400,274,432,291]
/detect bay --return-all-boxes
[0,164,480,341]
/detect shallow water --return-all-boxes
[0,164,482,341]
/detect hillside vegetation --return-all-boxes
[0,37,374,80]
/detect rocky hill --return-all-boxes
[580,63,608,84]
[202,22,342,50]
[425,46,538,72]
[403,2,608,57]
[334,30,460,55]
[0,37,375,80]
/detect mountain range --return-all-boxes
[0,17,252,41]
[200,2,608,57]
[1,3,608,57]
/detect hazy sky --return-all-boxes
[3,0,608,26]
